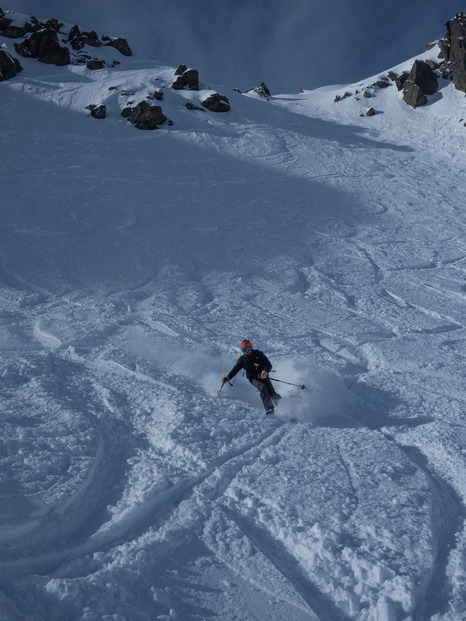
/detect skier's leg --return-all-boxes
[263,378,281,404]
[251,379,274,411]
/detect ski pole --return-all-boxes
[218,379,233,396]
[269,377,307,390]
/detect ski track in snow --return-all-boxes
[1,13,466,620]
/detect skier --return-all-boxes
[222,340,281,415]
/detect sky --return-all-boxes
[4,0,464,92]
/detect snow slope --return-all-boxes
[1,10,466,621]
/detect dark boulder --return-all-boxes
[257,82,271,97]
[201,93,230,112]
[1,9,50,39]
[68,24,81,40]
[402,81,428,108]
[438,13,466,92]
[402,60,438,107]
[81,30,101,47]
[171,68,199,90]
[0,15,11,30]
[373,79,390,88]
[408,59,438,95]
[0,49,23,81]
[87,59,105,70]
[67,28,103,49]
[67,25,132,57]
[45,18,62,32]
[105,37,132,56]
[0,21,26,38]
[68,24,84,50]
[24,17,43,33]
[127,101,167,130]
[389,70,409,91]
[186,102,204,111]
[334,92,351,102]
[14,28,70,65]
[69,37,84,51]
[14,34,39,57]
[86,104,107,119]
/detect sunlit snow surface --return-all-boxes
[1,13,466,621]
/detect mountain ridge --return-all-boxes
[1,8,465,134]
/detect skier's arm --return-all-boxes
[225,358,244,381]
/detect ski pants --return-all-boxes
[251,378,277,411]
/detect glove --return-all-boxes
[222,376,229,384]
[259,370,268,380]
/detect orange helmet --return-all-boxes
[241,339,252,350]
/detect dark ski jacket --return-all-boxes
[227,349,272,383]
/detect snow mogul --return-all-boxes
[222,340,281,415]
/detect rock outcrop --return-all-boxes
[14,28,71,65]
[87,59,105,70]
[86,104,107,119]
[409,60,438,95]
[171,67,199,91]
[125,101,167,130]
[201,93,230,112]
[67,25,132,56]
[402,82,428,108]
[81,30,101,48]
[0,17,25,38]
[0,48,22,80]
[389,70,409,91]
[185,102,204,111]
[1,11,132,65]
[438,13,466,92]
[247,82,271,98]
[402,60,438,107]
[106,37,132,57]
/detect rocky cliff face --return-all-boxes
[0,8,132,68]
[393,14,466,108]
[438,13,466,93]
[2,7,465,122]
[0,8,233,130]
